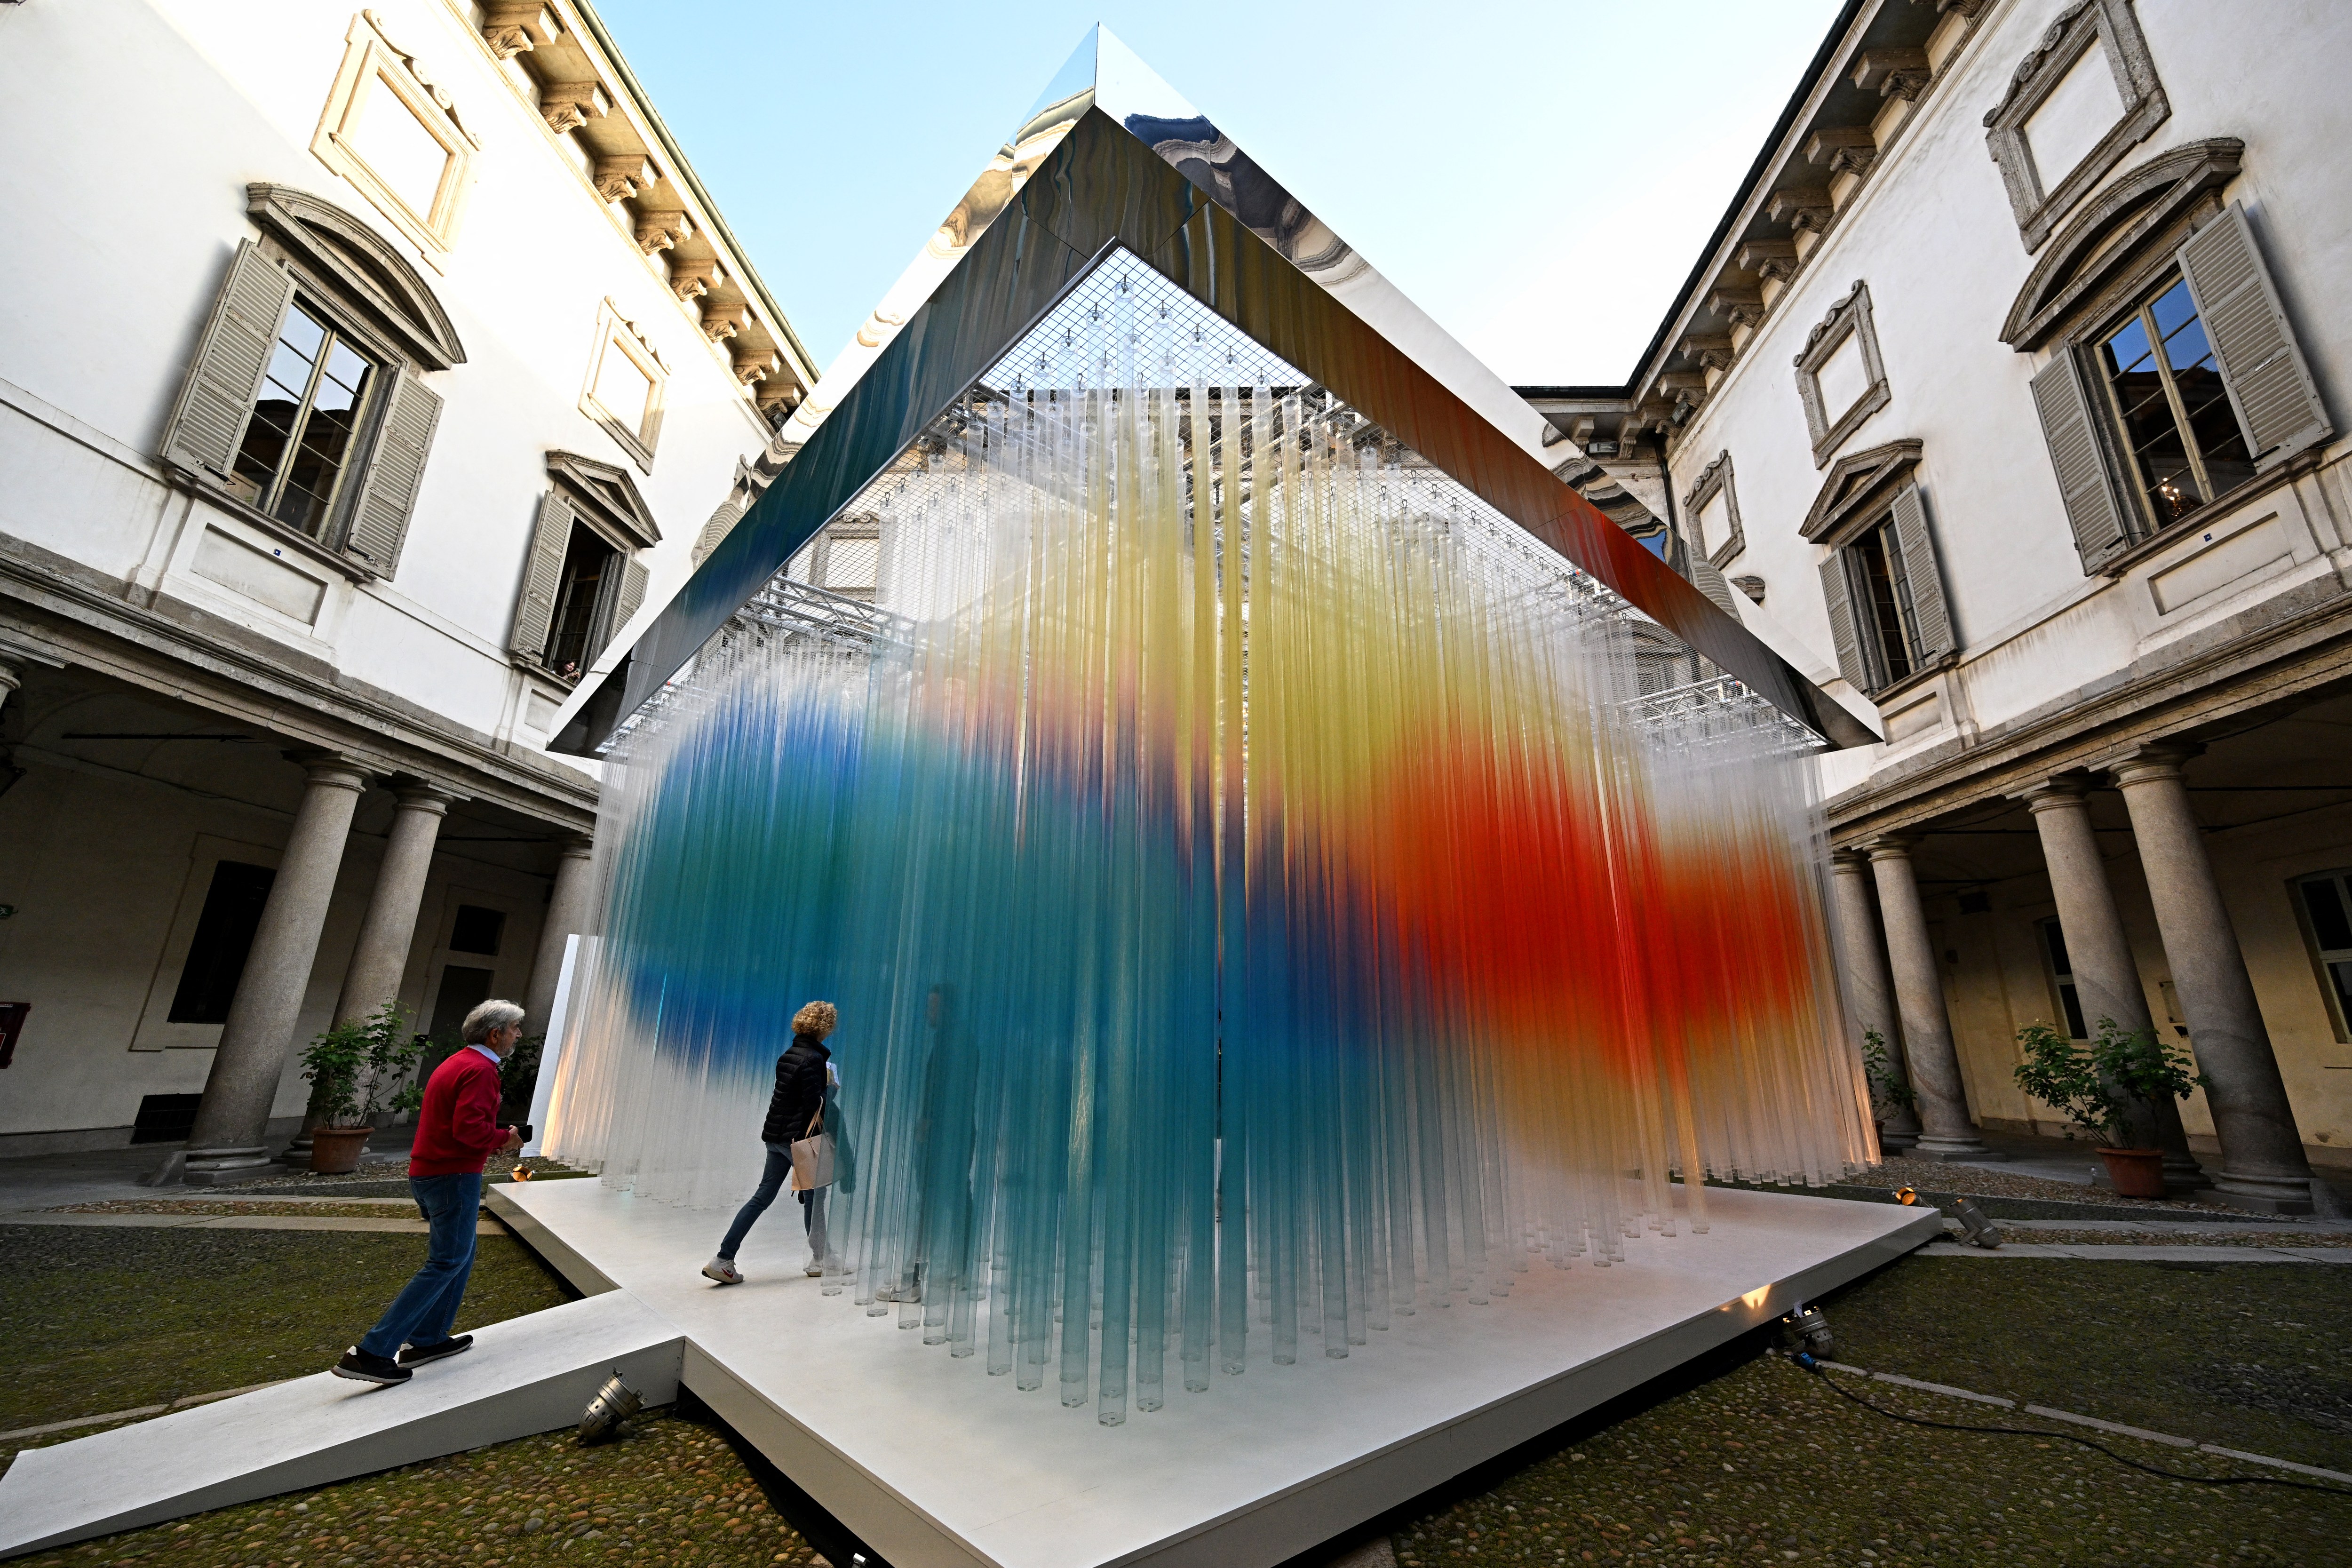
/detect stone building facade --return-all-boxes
[1524,0,2352,1211]
[0,0,814,1173]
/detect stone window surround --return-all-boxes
[1680,450,1746,568]
[1800,439,1927,548]
[579,300,667,472]
[1794,280,1891,468]
[1983,0,2169,254]
[310,11,482,267]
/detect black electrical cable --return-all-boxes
[1780,1353,2352,1499]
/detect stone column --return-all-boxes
[182,753,371,1174]
[2019,775,2204,1188]
[1830,849,1918,1149]
[2112,747,2313,1213]
[520,835,595,1061]
[0,658,21,714]
[1866,836,1990,1159]
[285,781,458,1168]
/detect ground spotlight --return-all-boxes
[577,1370,642,1445]
[1778,1302,1835,1360]
[1952,1195,2003,1249]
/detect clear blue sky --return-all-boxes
[593,1,1845,387]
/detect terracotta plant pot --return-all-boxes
[309,1125,373,1175]
[2098,1146,2167,1199]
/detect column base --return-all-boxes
[2161,1152,2213,1193]
[1909,1136,2008,1162]
[182,1146,277,1183]
[2209,1170,2314,1216]
[1875,1130,1920,1153]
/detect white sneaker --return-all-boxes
[702,1257,744,1285]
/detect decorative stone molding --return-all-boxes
[700,302,747,342]
[538,81,609,135]
[1766,187,1836,234]
[1800,439,1925,544]
[1998,138,2242,350]
[1736,239,1800,281]
[1732,574,1766,605]
[733,350,777,386]
[1706,287,1765,328]
[1913,0,1987,16]
[668,257,722,301]
[1680,335,1735,373]
[579,301,666,472]
[592,154,657,203]
[635,210,691,255]
[1794,281,1892,468]
[1805,127,1879,178]
[1683,450,1746,567]
[310,13,480,263]
[546,449,661,549]
[480,3,561,60]
[1853,48,1932,100]
[243,184,466,368]
[1984,0,2169,253]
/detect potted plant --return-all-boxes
[299,1003,427,1175]
[2011,1017,2207,1198]
[1860,1029,1918,1152]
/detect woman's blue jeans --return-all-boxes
[358,1172,481,1359]
[718,1144,827,1262]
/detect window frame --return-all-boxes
[1681,450,1746,568]
[225,296,387,541]
[1836,517,1923,694]
[1982,0,2169,254]
[2036,915,2091,1041]
[1792,280,1890,468]
[580,302,668,472]
[310,12,479,264]
[2289,869,2352,1045]
[2086,272,2255,539]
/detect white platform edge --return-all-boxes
[0,1290,684,1557]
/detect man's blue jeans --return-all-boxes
[358,1171,482,1360]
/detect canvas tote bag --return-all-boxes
[788,1106,835,1191]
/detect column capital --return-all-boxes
[282,749,373,794]
[556,834,594,860]
[1861,835,1919,862]
[2109,742,2203,788]
[388,778,462,814]
[2017,772,2097,812]
[1829,846,1873,871]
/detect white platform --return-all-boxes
[0,1289,684,1556]
[495,1179,1937,1568]
[0,1180,1935,1565]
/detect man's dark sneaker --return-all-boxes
[332,1347,411,1385]
[398,1335,473,1368]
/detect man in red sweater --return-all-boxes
[334,1000,525,1385]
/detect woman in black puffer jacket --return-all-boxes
[703,1000,837,1284]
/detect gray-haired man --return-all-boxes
[334,1000,525,1385]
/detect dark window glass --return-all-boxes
[2098,279,2255,536]
[1847,522,1914,688]
[225,303,377,540]
[131,1093,205,1145]
[449,904,506,956]
[544,524,619,679]
[2304,876,2352,952]
[2041,919,2088,1040]
[167,860,278,1023]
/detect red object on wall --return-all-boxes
[0,1003,29,1068]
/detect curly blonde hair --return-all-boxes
[792,1000,838,1039]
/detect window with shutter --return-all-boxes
[1888,485,1955,664]
[1817,555,1868,694]
[2030,349,2131,572]
[610,556,649,645]
[2177,203,2331,470]
[342,370,441,577]
[511,491,578,666]
[161,242,296,483]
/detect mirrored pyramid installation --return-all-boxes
[543,27,1881,1414]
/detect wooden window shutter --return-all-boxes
[2029,349,2131,573]
[510,490,576,661]
[1817,553,1871,694]
[160,241,295,482]
[1888,484,1956,665]
[343,371,441,577]
[601,555,649,662]
[2177,203,2333,469]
